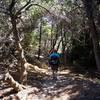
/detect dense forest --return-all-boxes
[0,0,100,100]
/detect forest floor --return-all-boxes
[0,68,100,100]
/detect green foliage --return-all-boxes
[43,24,52,36]
[64,0,73,7]
[22,31,39,53]
[0,0,98,71]
[69,32,96,68]
[41,0,54,3]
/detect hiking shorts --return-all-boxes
[49,60,59,71]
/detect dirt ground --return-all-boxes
[0,70,100,100]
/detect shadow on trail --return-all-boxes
[28,70,100,100]
[0,69,100,100]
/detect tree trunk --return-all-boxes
[83,0,100,71]
[38,18,42,60]
[52,24,59,49]
[60,21,66,65]
[10,15,28,85]
[57,38,62,51]
[50,22,53,49]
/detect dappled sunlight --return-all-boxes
[58,69,71,75]
[26,69,100,99]
[1,68,100,99]
[0,0,100,99]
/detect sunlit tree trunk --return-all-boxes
[10,15,27,85]
[8,0,28,84]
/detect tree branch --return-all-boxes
[15,3,51,17]
[15,0,31,17]
[26,4,51,14]
[16,3,70,23]
[25,4,71,23]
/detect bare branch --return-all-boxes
[25,3,51,14]
[16,3,70,23]
[15,0,31,17]
[15,3,52,18]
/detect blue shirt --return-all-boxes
[49,52,60,59]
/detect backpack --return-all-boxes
[49,52,60,65]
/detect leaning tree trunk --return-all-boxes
[83,0,100,71]
[10,15,28,85]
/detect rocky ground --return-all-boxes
[0,70,100,100]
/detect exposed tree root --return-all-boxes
[1,62,48,92]
[4,72,26,92]
[17,87,39,100]
[26,63,48,74]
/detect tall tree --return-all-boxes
[0,0,32,85]
[8,0,30,85]
[82,0,100,71]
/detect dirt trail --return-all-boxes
[0,70,100,100]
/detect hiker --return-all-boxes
[48,49,60,79]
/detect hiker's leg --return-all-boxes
[52,65,58,79]
[51,65,55,78]
[48,64,52,75]
[54,68,58,78]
